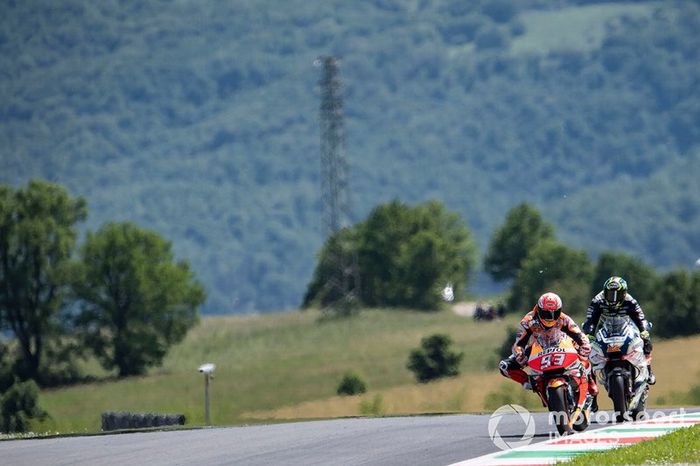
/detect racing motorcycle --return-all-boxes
[527,330,591,435]
[589,316,650,423]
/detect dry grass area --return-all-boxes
[241,371,506,420]
[242,334,700,421]
[649,334,700,405]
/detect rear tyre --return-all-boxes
[547,386,572,435]
[609,374,628,423]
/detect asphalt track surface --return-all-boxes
[0,409,692,466]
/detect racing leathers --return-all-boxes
[582,291,654,383]
[499,307,598,396]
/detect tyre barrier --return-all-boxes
[101,411,186,431]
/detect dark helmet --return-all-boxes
[603,276,628,307]
[537,292,562,328]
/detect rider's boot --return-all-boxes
[647,364,656,385]
[587,369,599,412]
[588,373,599,396]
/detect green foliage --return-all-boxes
[651,269,700,338]
[336,372,367,396]
[407,334,464,383]
[302,227,359,311]
[0,379,46,433]
[484,202,556,282]
[497,326,518,359]
[72,222,205,377]
[359,394,385,416]
[0,180,87,383]
[2,2,700,313]
[306,200,477,311]
[591,251,658,305]
[507,239,593,314]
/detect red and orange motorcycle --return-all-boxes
[526,330,592,435]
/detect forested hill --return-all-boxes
[2,0,699,313]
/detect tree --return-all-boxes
[359,200,477,310]
[484,203,555,282]
[407,334,464,383]
[689,270,700,335]
[507,239,593,316]
[72,222,205,377]
[302,227,358,311]
[591,251,658,305]
[304,200,477,311]
[652,269,698,338]
[0,180,87,383]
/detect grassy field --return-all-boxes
[566,424,700,465]
[35,307,514,433]
[32,308,700,435]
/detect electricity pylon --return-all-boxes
[317,56,360,315]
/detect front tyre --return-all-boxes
[609,374,628,423]
[547,386,572,435]
[572,405,589,432]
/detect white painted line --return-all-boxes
[447,411,696,466]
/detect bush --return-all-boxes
[336,372,367,396]
[0,379,46,433]
[407,334,464,383]
[359,394,385,416]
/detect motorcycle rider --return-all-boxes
[499,292,598,398]
[582,276,655,411]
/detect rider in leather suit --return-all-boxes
[582,276,655,385]
[499,292,598,398]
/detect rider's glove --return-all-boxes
[514,348,527,365]
[578,344,591,358]
[640,330,650,340]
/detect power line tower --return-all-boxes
[316,56,360,315]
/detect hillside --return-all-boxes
[34,308,700,434]
[1,0,699,313]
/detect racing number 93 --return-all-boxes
[540,353,566,369]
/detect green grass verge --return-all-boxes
[34,308,515,434]
[565,425,700,465]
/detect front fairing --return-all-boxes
[591,316,649,407]
[527,331,582,376]
[593,316,646,372]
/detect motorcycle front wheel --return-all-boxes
[609,374,628,423]
[547,386,572,435]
